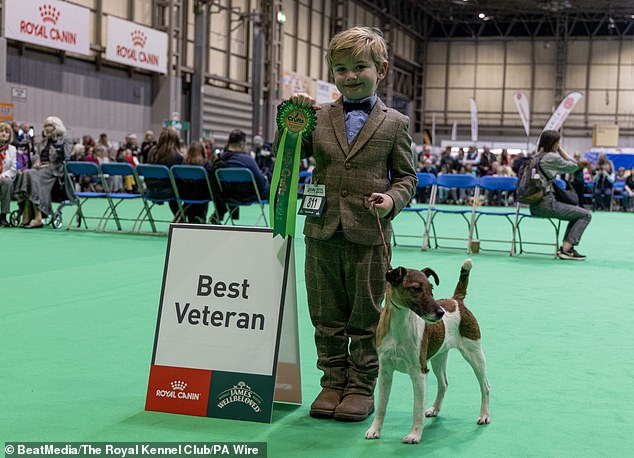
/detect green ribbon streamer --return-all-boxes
[269,129,302,238]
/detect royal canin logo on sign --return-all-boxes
[38,4,60,24]
[563,97,574,109]
[170,380,187,391]
[19,3,77,45]
[145,365,211,416]
[131,30,147,48]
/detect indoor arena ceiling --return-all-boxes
[358,0,634,38]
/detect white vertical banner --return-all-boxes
[451,121,458,141]
[514,92,531,137]
[469,98,478,143]
[431,112,436,146]
[544,92,583,131]
[4,0,91,56]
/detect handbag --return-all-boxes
[553,182,579,206]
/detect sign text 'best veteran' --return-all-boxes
[146,225,299,422]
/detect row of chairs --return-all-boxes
[63,162,268,234]
[393,173,564,257]
[582,180,628,211]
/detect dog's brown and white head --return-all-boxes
[385,267,445,323]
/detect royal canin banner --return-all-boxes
[544,92,583,132]
[469,98,478,143]
[105,16,168,74]
[514,92,531,137]
[4,0,90,56]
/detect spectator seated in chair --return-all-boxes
[15,116,72,229]
[592,153,615,210]
[210,129,270,223]
[0,122,18,227]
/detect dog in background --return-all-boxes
[365,259,490,444]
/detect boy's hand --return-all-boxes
[290,93,321,110]
[369,193,394,218]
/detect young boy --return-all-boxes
[288,27,417,421]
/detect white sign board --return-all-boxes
[146,225,301,423]
[4,0,90,56]
[105,16,168,74]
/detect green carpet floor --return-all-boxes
[2,199,633,457]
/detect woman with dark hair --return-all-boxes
[530,130,592,260]
[146,126,183,218]
[178,141,213,223]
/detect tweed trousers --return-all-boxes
[305,231,388,396]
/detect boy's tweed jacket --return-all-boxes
[302,97,417,245]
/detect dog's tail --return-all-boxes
[452,259,472,301]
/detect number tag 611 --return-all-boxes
[298,184,326,217]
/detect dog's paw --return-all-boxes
[477,414,491,425]
[365,427,381,440]
[402,433,422,444]
[425,406,440,417]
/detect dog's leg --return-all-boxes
[459,339,491,425]
[425,351,449,417]
[402,370,426,444]
[365,367,393,440]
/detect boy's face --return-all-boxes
[331,50,387,101]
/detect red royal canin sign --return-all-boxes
[4,0,90,56]
[105,16,168,74]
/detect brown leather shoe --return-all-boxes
[309,388,344,419]
[333,394,374,421]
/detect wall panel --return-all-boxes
[424,89,446,111]
[426,64,446,87]
[588,64,618,88]
[505,64,533,89]
[475,65,504,88]
[448,65,475,87]
[506,41,532,63]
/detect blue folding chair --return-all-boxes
[423,173,478,252]
[214,167,268,226]
[392,172,436,247]
[471,176,519,255]
[610,181,626,211]
[64,161,109,231]
[514,179,563,257]
[100,162,147,232]
[136,164,183,233]
[171,164,216,224]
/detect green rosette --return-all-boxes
[269,100,317,238]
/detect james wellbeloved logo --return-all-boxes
[19,3,77,45]
[145,365,211,416]
[217,381,264,413]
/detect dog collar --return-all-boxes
[389,298,406,311]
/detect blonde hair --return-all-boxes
[0,122,13,144]
[325,26,388,73]
[43,116,67,139]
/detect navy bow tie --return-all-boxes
[343,99,373,113]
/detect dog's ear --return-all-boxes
[422,268,440,286]
[385,266,406,285]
